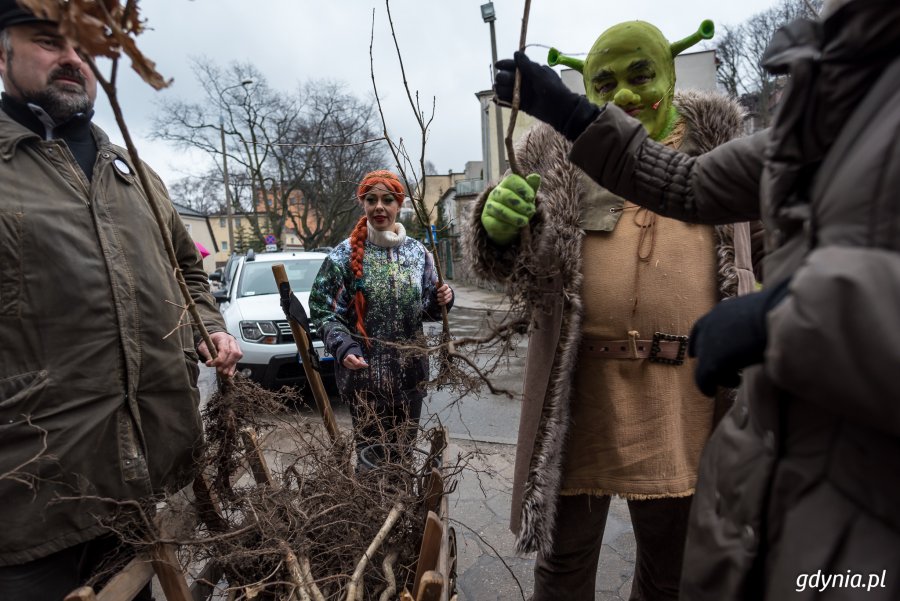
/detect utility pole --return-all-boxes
[219,116,235,254]
[481,2,507,179]
[220,78,254,256]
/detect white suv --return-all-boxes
[214,250,333,389]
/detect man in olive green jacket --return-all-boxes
[0,3,241,599]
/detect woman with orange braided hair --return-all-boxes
[310,170,453,466]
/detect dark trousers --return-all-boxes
[0,535,153,601]
[347,390,424,468]
[533,494,692,601]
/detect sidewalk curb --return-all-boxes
[449,432,518,446]
[450,302,513,312]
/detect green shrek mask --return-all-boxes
[549,19,714,141]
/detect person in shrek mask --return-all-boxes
[464,20,763,599]
[484,1,900,598]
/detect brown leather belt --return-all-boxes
[581,332,689,365]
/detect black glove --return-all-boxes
[689,279,791,396]
[494,51,602,142]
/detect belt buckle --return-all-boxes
[649,331,688,366]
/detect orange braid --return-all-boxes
[348,215,371,348]
[356,169,405,204]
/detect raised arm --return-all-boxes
[493,51,766,225]
[570,104,766,225]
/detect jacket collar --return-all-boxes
[0,98,109,162]
[0,104,38,161]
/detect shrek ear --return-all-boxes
[547,47,584,73]
[670,20,715,57]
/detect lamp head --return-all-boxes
[480,2,496,23]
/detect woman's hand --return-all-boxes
[436,284,453,306]
[343,354,369,370]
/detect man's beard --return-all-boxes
[12,65,93,123]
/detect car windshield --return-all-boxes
[237,258,323,298]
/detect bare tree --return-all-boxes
[714,25,746,100]
[167,169,225,215]
[716,0,823,129]
[152,59,386,249]
[286,82,387,249]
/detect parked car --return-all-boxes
[214,250,334,389]
[209,252,242,291]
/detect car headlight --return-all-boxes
[240,320,279,344]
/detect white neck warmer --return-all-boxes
[367,221,406,248]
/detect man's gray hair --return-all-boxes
[0,28,10,53]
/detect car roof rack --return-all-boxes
[246,249,256,262]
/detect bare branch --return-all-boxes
[505,0,533,176]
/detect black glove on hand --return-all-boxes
[494,51,602,142]
[689,279,791,396]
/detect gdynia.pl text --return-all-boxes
[796,570,887,593]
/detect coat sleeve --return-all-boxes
[463,126,549,283]
[765,246,900,436]
[463,124,564,293]
[150,170,226,338]
[463,183,526,282]
[421,246,453,321]
[569,104,766,224]
[309,251,363,363]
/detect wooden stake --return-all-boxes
[415,571,444,601]
[240,427,277,488]
[412,511,443,597]
[150,543,192,601]
[272,264,340,442]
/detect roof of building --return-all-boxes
[173,202,207,218]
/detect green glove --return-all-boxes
[480,173,541,245]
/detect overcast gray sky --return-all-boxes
[91,0,783,186]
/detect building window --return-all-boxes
[221,241,228,251]
[219,218,226,227]
[235,218,242,228]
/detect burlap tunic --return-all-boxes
[562,202,719,498]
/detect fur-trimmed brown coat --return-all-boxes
[464,91,762,555]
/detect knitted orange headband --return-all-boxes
[356,170,405,204]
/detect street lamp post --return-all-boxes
[220,79,253,256]
[481,2,507,179]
